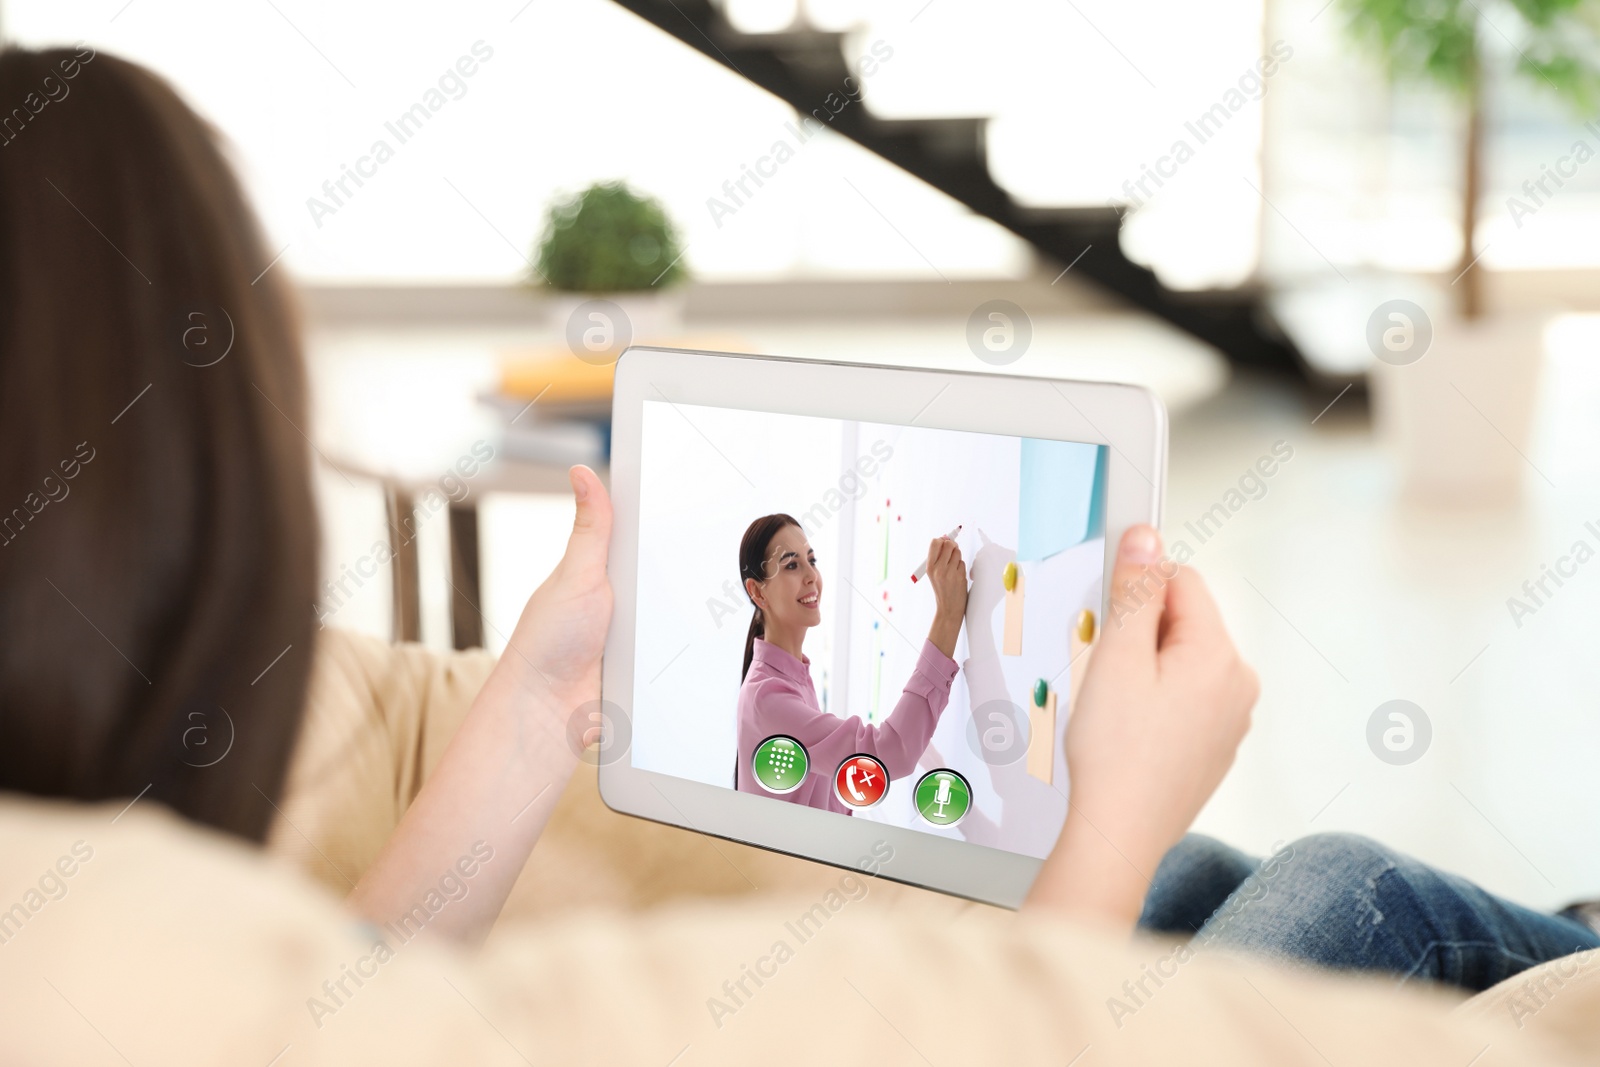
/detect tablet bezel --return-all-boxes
[598,346,1167,908]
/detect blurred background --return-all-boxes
[10,0,1600,910]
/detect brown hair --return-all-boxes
[0,47,318,841]
[738,514,800,681]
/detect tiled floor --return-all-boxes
[308,309,1600,912]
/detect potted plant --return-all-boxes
[1339,0,1600,500]
[531,181,689,350]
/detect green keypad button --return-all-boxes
[914,769,972,827]
[752,736,808,795]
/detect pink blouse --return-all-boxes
[735,637,959,813]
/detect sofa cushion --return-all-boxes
[267,631,1600,1063]
[5,793,1585,1067]
[1459,948,1600,1061]
[266,628,494,891]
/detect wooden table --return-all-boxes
[329,454,609,650]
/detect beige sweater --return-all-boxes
[0,629,1589,1066]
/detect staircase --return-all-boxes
[610,0,1307,375]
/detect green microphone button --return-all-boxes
[914,769,971,827]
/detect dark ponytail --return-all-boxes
[739,513,800,681]
[742,611,764,682]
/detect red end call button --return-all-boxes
[833,754,889,809]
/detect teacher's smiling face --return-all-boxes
[747,525,823,633]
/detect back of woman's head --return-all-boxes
[0,46,317,841]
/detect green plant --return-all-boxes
[1339,0,1600,318]
[532,181,687,292]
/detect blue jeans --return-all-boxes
[1138,833,1600,992]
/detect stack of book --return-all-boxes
[483,334,752,467]
[481,348,614,466]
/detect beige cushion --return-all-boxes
[262,630,1600,1064]
[1460,949,1600,1057]
[1,794,1583,1067]
[273,629,897,915]
[266,628,494,892]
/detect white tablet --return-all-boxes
[597,346,1166,908]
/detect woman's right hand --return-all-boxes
[923,537,967,658]
[1025,524,1258,928]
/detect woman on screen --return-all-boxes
[733,513,967,812]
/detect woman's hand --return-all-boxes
[924,536,968,659]
[348,465,614,945]
[498,465,613,712]
[1025,524,1258,930]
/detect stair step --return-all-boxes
[717,29,849,58]
[855,117,987,161]
[1010,205,1126,235]
[723,37,854,86]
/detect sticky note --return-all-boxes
[1028,689,1056,784]
[1003,564,1024,655]
[1018,439,1106,562]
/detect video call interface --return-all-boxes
[630,400,1108,859]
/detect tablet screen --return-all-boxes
[629,399,1108,859]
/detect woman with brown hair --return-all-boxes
[0,41,1556,1067]
[0,39,317,844]
[0,43,607,942]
